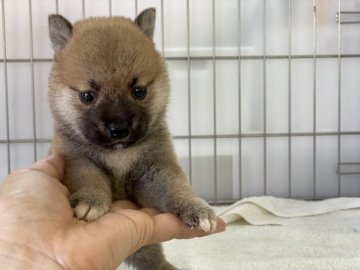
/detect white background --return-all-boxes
[1,0,360,201]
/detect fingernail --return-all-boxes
[215,218,226,233]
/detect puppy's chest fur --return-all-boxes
[86,143,151,201]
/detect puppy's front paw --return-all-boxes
[69,191,111,222]
[176,198,217,233]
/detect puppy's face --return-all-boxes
[48,9,169,149]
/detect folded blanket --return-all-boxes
[119,199,360,270]
[218,196,360,225]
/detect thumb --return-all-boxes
[31,153,65,181]
[82,208,155,268]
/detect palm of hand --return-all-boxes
[0,157,153,269]
[0,155,224,270]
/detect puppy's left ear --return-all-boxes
[135,8,156,40]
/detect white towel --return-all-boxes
[218,196,360,225]
[119,197,360,270]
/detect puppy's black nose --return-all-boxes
[107,123,129,139]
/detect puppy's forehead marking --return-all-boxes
[89,79,101,91]
[129,77,138,87]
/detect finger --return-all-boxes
[149,215,226,244]
[170,216,226,238]
[139,207,159,216]
[214,217,226,233]
[111,200,141,212]
[31,153,65,181]
[111,201,159,216]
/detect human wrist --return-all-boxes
[0,239,64,270]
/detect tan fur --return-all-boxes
[48,10,216,270]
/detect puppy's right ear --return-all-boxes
[48,14,73,53]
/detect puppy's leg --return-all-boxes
[125,244,179,270]
[132,159,217,233]
[64,157,112,221]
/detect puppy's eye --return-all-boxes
[80,91,97,104]
[132,86,147,100]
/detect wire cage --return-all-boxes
[1,0,360,203]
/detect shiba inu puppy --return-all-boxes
[48,8,216,270]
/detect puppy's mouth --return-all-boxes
[102,140,135,149]
[82,123,146,150]
[94,128,136,148]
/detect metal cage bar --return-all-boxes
[288,0,292,198]
[28,0,37,162]
[211,0,218,204]
[135,0,138,17]
[1,131,360,144]
[237,0,242,199]
[82,0,85,19]
[263,0,267,196]
[1,132,360,142]
[2,53,360,63]
[337,162,360,175]
[109,0,112,17]
[186,0,192,185]
[55,0,59,14]
[312,0,317,199]
[337,11,360,24]
[1,0,10,174]
[337,0,342,196]
[160,0,164,55]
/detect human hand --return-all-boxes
[0,154,225,270]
